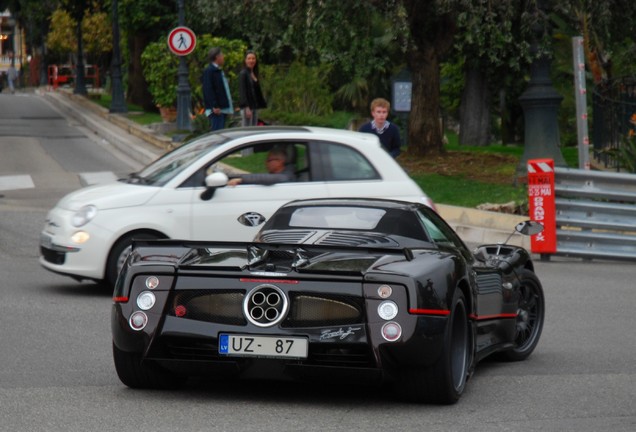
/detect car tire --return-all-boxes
[106,232,162,287]
[112,343,180,389]
[502,269,545,361]
[399,289,471,404]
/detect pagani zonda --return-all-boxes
[112,198,545,404]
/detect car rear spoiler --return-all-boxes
[131,239,421,269]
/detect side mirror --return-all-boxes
[205,172,229,188]
[200,172,229,201]
[515,220,544,236]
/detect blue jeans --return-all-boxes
[209,113,226,131]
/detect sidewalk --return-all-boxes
[39,88,531,249]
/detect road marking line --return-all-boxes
[0,175,35,191]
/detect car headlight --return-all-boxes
[71,205,97,227]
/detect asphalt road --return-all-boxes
[1,91,635,432]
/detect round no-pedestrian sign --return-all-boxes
[167,26,196,56]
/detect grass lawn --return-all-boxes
[91,93,162,125]
[400,137,579,208]
[409,172,526,208]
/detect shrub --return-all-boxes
[260,62,333,117]
[259,110,354,129]
[141,35,247,109]
[141,42,179,107]
[189,35,247,111]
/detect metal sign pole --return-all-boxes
[572,36,591,170]
[175,0,192,131]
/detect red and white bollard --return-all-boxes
[527,159,557,258]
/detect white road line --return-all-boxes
[0,172,118,191]
[0,175,35,191]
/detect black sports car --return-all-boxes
[111,198,545,404]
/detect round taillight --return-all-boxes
[136,291,156,310]
[175,305,187,317]
[378,300,398,320]
[381,322,402,342]
[377,285,392,298]
[145,276,159,289]
[129,311,148,331]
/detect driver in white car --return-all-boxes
[227,148,296,186]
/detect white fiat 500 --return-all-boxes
[40,126,434,286]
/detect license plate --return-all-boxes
[219,334,308,359]
[40,233,53,249]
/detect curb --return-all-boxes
[62,89,174,151]
[436,204,530,249]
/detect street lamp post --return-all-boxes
[516,0,566,180]
[109,0,127,113]
[176,0,192,131]
[73,4,88,95]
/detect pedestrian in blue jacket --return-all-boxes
[202,47,233,130]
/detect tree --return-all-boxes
[188,0,402,114]
[46,9,75,56]
[118,0,174,110]
[237,0,458,152]
[453,0,535,146]
[190,0,459,156]
[0,0,59,85]
[398,0,457,157]
[553,0,636,81]
[58,0,89,94]
[47,8,111,58]
[82,9,112,56]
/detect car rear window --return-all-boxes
[289,207,386,230]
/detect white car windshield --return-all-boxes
[129,134,229,186]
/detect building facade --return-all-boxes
[1,9,26,74]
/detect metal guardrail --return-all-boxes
[553,167,636,261]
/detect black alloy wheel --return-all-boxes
[398,289,471,404]
[503,269,545,361]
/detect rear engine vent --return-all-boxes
[169,290,246,325]
[285,294,363,327]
